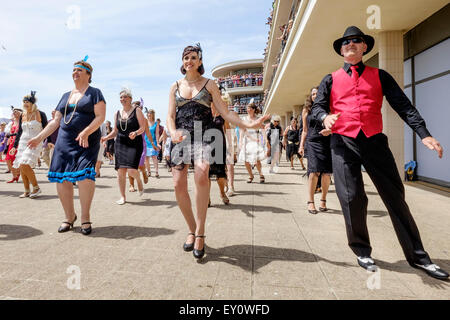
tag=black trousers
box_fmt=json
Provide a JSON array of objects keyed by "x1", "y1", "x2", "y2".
[{"x1": 331, "y1": 131, "x2": 431, "y2": 265}]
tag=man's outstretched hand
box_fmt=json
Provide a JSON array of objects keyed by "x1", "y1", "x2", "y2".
[{"x1": 422, "y1": 136, "x2": 443, "y2": 158}]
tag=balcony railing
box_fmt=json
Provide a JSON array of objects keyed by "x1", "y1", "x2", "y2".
[
  {"x1": 217, "y1": 74, "x2": 264, "y2": 89},
  {"x1": 227, "y1": 104, "x2": 264, "y2": 115},
  {"x1": 263, "y1": 0, "x2": 302, "y2": 111}
]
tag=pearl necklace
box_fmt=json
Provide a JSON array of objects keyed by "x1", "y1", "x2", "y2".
[
  {"x1": 63, "y1": 86, "x2": 89, "y2": 125},
  {"x1": 119, "y1": 107, "x2": 134, "y2": 132}
]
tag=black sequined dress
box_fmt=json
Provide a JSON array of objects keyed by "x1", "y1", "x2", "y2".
[{"x1": 170, "y1": 80, "x2": 214, "y2": 169}]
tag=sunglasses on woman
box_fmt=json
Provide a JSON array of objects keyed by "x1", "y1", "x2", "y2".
[{"x1": 342, "y1": 37, "x2": 364, "y2": 46}]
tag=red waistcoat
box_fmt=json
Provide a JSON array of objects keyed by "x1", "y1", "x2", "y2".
[{"x1": 330, "y1": 66, "x2": 383, "y2": 138}]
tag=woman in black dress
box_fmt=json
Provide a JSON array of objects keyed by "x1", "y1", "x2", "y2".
[
  {"x1": 299, "y1": 87, "x2": 332, "y2": 214},
  {"x1": 28, "y1": 58, "x2": 106, "y2": 235},
  {"x1": 283, "y1": 116, "x2": 302, "y2": 170},
  {"x1": 167, "y1": 44, "x2": 269, "y2": 259},
  {"x1": 101, "y1": 88, "x2": 147, "y2": 205},
  {"x1": 104, "y1": 121, "x2": 115, "y2": 164}
]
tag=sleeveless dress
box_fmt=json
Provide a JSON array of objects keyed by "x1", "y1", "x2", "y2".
[
  {"x1": 286, "y1": 125, "x2": 300, "y2": 161},
  {"x1": 114, "y1": 108, "x2": 144, "y2": 170},
  {"x1": 209, "y1": 115, "x2": 227, "y2": 179},
  {"x1": 145, "y1": 122, "x2": 159, "y2": 157},
  {"x1": 170, "y1": 80, "x2": 213, "y2": 169},
  {"x1": 13, "y1": 119, "x2": 43, "y2": 168},
  {"x1": 238, "y1": 116, "x2": 265, "y2": 165},
  {"x1": 48, "y1": 86, "x2": 105, "y2": 183},
  {"x1": 305, "y1": 113, "x2": 332, "y2": 175}
]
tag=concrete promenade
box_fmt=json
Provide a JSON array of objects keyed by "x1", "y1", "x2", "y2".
[{"x1": 0, "y1": 160, "x2": 449, "y2": 300}]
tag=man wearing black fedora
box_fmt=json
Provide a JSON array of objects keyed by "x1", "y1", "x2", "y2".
[{"x1": 312, "y1": 26, "x2": 448, "y2": 280}]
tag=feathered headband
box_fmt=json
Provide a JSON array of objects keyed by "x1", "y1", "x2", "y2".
[
  {"x1": 74, "y1": 55, "x2": 91, "y2": 72},
  {"x1": 23, "y1": 91, "x2": 37, "y2": 104},
  {"x1": 195, "y1": 43, "x2": 202, "y2": 60},
  {"x1": 120, "y1": 87, "x2": 132, "y2": 98}
]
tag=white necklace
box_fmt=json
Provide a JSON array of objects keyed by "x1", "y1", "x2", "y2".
[
  {"x1": 119, "y1": 107, "x2": 133, "y2": 132},
  {"x1": 63, "y1": 86, "x2": 89, "y2": 125}
]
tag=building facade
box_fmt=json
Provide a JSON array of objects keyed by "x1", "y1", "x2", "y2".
[
  {"x1": 212, "y1": 59, "x2": 264, "y2": 116},
  {"x1": 263, "y1": 0, "x2": 449, "y2": 187}
]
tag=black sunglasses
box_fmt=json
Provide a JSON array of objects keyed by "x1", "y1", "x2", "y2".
[{"x1": 342, "y1": 37, "x2": 364, "y2": 46}]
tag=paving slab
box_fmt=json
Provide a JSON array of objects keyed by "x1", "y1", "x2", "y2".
[{"x1": 0, "y1": 160, "x2": 449, "y2": 300}]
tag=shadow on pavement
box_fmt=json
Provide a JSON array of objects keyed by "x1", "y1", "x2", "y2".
[
  {"x1": 199, "y1": 244, "x2": 353, "y2": 272},
  {"x1": 131, "y1": 199, "x2": 178, "y2": 208},
  {"x1": 85, "y1": 226, "x2": 176, "y2": 240},
  {"x1": 327, "y1": 190, "x2": 379, "y2": 196},
  {"x1": 0, "y1": 224, "x2": 44, "y2": 240},
  {"x1": 376, "y1": 259, "x2": 450, "y2": 288},
  {"x1": 211, "y1": 203, "x2": 292, "y2": 218},
  {"x1": 325, "y1": 209, "x2": 388, "y2": 218},
  {"x1": 232, "y1": 190, "x2": 287, "y2": 196}
]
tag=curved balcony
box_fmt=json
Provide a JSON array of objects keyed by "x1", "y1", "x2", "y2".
[{"x1": 212, "y1": 59, "x2": 264, "y2": 78}]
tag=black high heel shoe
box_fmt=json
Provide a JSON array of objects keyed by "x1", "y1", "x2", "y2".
[
  {"x1": 193, "y1": 235, "x2": 206, "y2": 259},
  {"x1": 319, "y1": 199, "x2": 328, "y2": 212},
  {"x1": 58, "y1": 215, "x2": 77, "y2": 233},
  {"x1": 183, "y1": 232, "x2": 195, "y2": 252},
  {"x1": 307, "y1": 201, "x2": 317, "y2": 214},
  {"x1": 80, "y1": 222, "x2": 92, "y2": 235}
]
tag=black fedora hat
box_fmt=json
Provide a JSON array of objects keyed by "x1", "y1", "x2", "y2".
[{"x1": 333, "y1": 26, "x2": 375, "y2": 56}]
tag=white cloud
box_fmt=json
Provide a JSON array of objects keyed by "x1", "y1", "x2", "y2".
[{"x1": 1, "y1": 0, "x2": 272, "y2": 125}]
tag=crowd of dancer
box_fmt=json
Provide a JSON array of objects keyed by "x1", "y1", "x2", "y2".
[{"x1": 1, "y1": 26, "x2": 448, "y2": 281}]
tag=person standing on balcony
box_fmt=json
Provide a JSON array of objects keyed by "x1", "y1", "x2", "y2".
[{"x1": 312, "y1": 26, "x2": 448, "y2": 280}]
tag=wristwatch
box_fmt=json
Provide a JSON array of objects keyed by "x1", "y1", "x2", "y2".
[{"x1": 320, "y1": 114, "x2": 328, "y2": 128}]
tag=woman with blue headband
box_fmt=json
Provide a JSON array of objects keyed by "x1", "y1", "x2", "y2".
[{"x1": 28, "y1": 57, "x2": 106, "y2": 235}]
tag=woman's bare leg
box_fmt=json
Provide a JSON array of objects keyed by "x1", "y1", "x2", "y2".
[
  {"x1": 173, "y1": 165, "x2": 196, "y2": 245},
  {"x1": 78, "y1": 179, "x2": 95, "y2": 228},
  {"x1": 308, "y1": 173, "x2": 319, "y2": 211},
  {"x1": 193, "y1": 161, "x2": 210, "y2": 249},
  {"x1": 117, "y1": 168, "x2": 127, "y2": 202},
  {"x1": 56, "y1": 181, "x2": 76, "y2": 227},
  {"x1": 320, "y1": 174, "x2": 331, "y2": 209}
]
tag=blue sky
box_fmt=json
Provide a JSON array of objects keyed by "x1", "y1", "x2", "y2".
[{"x1": 0, "y1": 0, "x2": 272, "y2": 124}]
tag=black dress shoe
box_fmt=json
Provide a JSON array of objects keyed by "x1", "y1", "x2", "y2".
[
  {"x1": 80, "y1": 222, "x2": 92, "y2": 235},
  {"x1": 58, "y1": 215, "x2": 77, "y2": 233},
  {"x1": 357, "y1": 256, "x2": 377, "y2": 272},
  {"x1": 183, "y1": 233, "x2": 195, "y2": 252},
  {"x1": 412, "y1": 263, "x2": 449, "y2": 280},
  {"x1": 193, "y1": 235, "x2": 206, "y2": 259}
]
